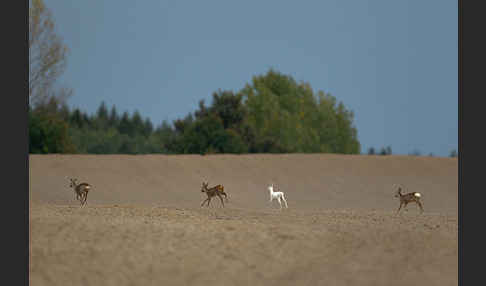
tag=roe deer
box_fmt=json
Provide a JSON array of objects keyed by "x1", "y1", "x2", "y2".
[
  {"x1": 69, "y1": 178, "x2": 91, "y2": 206},
  {"x1": 395, "y1": 185, "x2": 423, "y2": 214},
  {"x1": 200, "y1": 182, "x2": 228, "y2": 208},
  {"x1": 268, "y1": 183, "x2": 288, "y2": 209}
]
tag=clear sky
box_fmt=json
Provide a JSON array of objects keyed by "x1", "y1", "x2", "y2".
[{"x1": 44, "y1": 0, "x2": 457, "y2": 156}]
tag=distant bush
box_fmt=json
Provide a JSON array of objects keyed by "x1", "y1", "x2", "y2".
[{"x1": 450, "y1": 149, "x2": 458, "y2": 157}]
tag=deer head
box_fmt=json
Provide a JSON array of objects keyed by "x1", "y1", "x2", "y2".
[
  {"x1": 394, "y1": 186, "x2": 403, "y2": 198},
  {"x1": 69, "y1": 178, "x2": 78, "y2": 188},
  {"x1": 268, "y1": 184, "x2": 274, "y2": 192},
  {"x1": 201, "y1": 182, "x2": 209, "y2": 192}
]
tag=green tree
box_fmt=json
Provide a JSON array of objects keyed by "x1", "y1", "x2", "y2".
[
  {"x1": 69, "y1": 108, "x2": 83, "y2": 128},
  {"x1": 131, "y1": 111, "x2": 144, "y2": 136},
  {"x1": 208, "y1": 90, "x2": 247, "y2": 129},
  {"x1": 118, "y1": 136, "x2": 137, "y2": 154},
  {"x1": 96, "y1": 101, "x2": 109, "y2": 120},
  {"x1": 187, "y1": 90, "x2": 251, "y2": 153},
  {"x1": 173, "y1": 113, "x2": 194, "y2": 135},
  {"x1": 118, "y1": 111, "x2": 134, "y2": 136},
  {"x1": 143, "y1": 118, "x2": 154, "y2": 137},
  {"x1": 94, "y1": 101, "x2": 109, "y2": 130},
  {"x1": 241, "y1": 69, "x2": 360, "y2": 154},
  {"x1": 58, "y1": 102, "x2": 70, "y2": 122},
  {"x1": 181, "y1": 114, "x2": 226, "y2": 154},
  {"x1": 153, "y1": 120, "x2": 178, "y2": 154},
  {"x1": 29, "y1": 110, "x2": 76, "y2": 153},
  {"x1": 108, "y1": 105, "x2": 119, "y2": 128}
]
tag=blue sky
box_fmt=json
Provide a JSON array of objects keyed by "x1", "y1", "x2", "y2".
[{"x1": 44, "y1": 0, "x2": 457, "y2": 156}]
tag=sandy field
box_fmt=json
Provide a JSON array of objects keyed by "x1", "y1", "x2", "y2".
[{"x1": 29, "y1": 154, "x2": 458, "y2": 286}]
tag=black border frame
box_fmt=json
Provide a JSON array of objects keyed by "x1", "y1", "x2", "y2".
[
  {"x1": 459, "y1": 0, "x2": 483, "y2": 284},
  {"x1": 8, "y1": 0, "x2": 29, "y2": 285}
]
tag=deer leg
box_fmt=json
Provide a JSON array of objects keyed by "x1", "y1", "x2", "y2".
[
  {"x1": 207, "y1": 197, "x2": 212, "y2": 207},
  {"x1": 281, "y1": 195, "x2": 288, "y2": 208},
  {"x1": 217, "y1": 194, "x2": 225, "y2": 208},
  {"x1": 416, "y1": 200, "x2": 424, "y2": 213},
  {"x1": 404, "y1": 202, "x2": 410, "y2": 211},
  {"x1": 396, "y1": 202, "x2": 403, "y2": 214},
  {"x1": 277, "y1": 198, "x2": 282, "y2": 210},
  {"x1": 201, "y1": 198, "x2": 209, "y2": 207}
]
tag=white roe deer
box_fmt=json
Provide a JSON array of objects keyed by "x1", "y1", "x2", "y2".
[{"x1": 268, "y1": 183, "x2": 288, "y2": 209}]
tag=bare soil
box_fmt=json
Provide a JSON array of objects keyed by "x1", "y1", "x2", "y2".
[{"x1": 30, "y1": 154, "x2": 458, "y2": 286}]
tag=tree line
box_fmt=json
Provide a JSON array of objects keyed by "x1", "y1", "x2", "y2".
[{"x1": 29, "y1": 70, "x2": 362, "y2": 155}]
